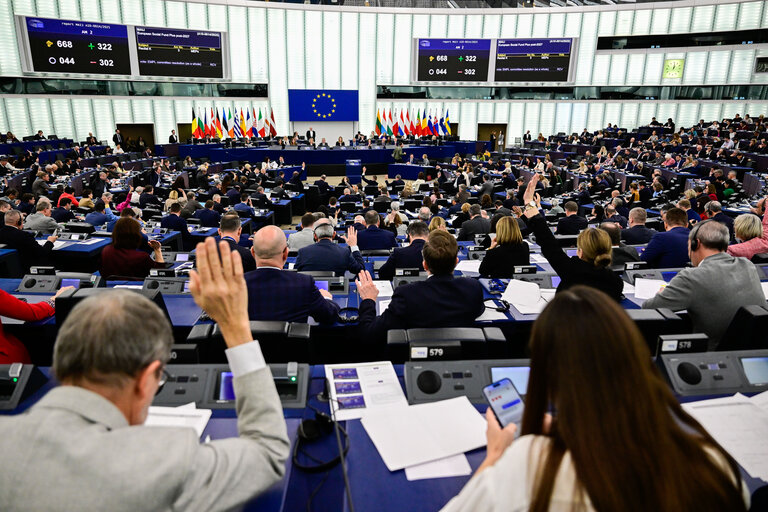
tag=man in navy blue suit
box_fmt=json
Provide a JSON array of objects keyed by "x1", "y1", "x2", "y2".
[
  {"x1": 377, "y1": 221, "x2": 428, "y2": 281},
  {"x1": 356, "y1": 211, "x2": 397, "y2": 251},
  {"x1": 356, "y1": 230, "x2": 485, "y2": 343},
  {"x1": 294, "y1": 221, "x2": 364, "y2": 276},
  {"x1": 244, "y1": 225, "x2": 339, "y2": 324},
  {"x1": 621, "y1": 207, "x2": 657, "y2": 244},
  {"x1": 194, "y1": 200, "x2": 222, "y2": 227},
  {"x1": 641, "y1": 208, "x2": 690, "y2": 268},
  {"x1": 705, "y1": 201, "x2": 735, "y2": 242},
  {"x1": 218, "y1": 213, "x2": 256, "y2": 273},
  {"x1": 160, "y1": 202, "x2": 195, "y2": 251}
]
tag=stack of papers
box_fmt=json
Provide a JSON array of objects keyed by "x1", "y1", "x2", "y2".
[
  {"x1": 682, "y1": 391, "x2": 768, "y2": 480},
  {"x1": 530, "y1": 253, "x2": 548, "y2": 264},
  {"x1": 455, "y1": 259, "x2": 482, "y2": 274},
  {"x1": 502, "y1": 279, "x2": 554, "y2": 315},
  {"x1": 372, "y1": 280, "x2": 394, "y2": 297},
  {"x1": 324, "y1": 361, "x2": 407, "y2": 421},
  {"x1": 633, "y1": 278, "x2": 667, "y2": 300},
  {"x1": 37, "y1": 240, "x2": 67, "y2": 250},
  {"x1": 144, "y1": 402, "x2": 212, "y2": 439}
]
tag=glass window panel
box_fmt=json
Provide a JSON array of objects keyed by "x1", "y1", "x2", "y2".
[
  {"x1": 721, "y1": 103, "x2": 746, "y2": 120},
  {"x1": 516, "y1": 15, "x2": 532, "y2": 38},
  {"x1": 482, "y1": 15, "x2": 500, "y2": 39},
  {"x1": 570, "y1": 103, "x2": 588, "y2": 135},
  {"x1": 655, "y1": 104, "x2": 678, "y2": 126},
  {"x1": 35, "y1": 0, "x2": 59, "y2": 18},
  {"x1": 547, "y1": 13, "x2": 565, "y2": 37},
  {"x1": 575, "y1": 13, "x2": 598, "y2": 85},
  {"x1": 632, "y1": 9, "x2": 652, "y2": 35},
  {"x1": 690, "y1": 5, "x2": 715, "y2": 33},
  {"x1": 164, "y1": 1, "x2": 187, "y2": 29},
  {"x1": 186, "y1": 3, "x2": 207, "y2": 30},
  {"x1": 643, "y1": 53, "x2": 664, "y2": 86},
  {"x1": 50, "y1": 99, "x2": 74, "y2": 140},
  {"x1": 323, "y1": 11, "x2": 341, "y2": 89},
  {"x1": 429, "y1": 14, "x2": 447, "y2": 38},
  {"x1": 738, "y1": 2, "x2": 762, "y2": 31},
  {"x1": 248, "y1": 7, "x2": 267, "y2": 83},
  {"x1": 586, "y1": 102, "x2": 604, "y2": 132},
  {"x1": 677, "y1": 103, "x2": 700, "y2": 128},
  {"x1": 683, "y1": 52, "x2": 707, "y2": 85},
  {"x1": 464, "y1": 15, "x2": 483, "y2": 39},
  {"x1": 358, "y1": 13, "x2": 376, "y2": 135},
  {"x1": 91, "y1": 99, "x2": 115, "y2": 142},
  {"x1": 72, "y1": 98, "x2": 94, "y2": 143},
  {"x1": 493, "y1": 102, "x2": 509, "y2": 124},
  {"x1": 58, "y1": 0, "x2": 79, "y2": 18},
  {"x1": 523, "y1": 103, "x2": 540, "y2": 138},
  {"x1": 706, "y1": 51, "x2": 731, "y2": 83},
  {"x1": 303, "y1": 11, "x2": 322, "y2": 88},
  {"x1": 615, "y1": 11, "x2": 633, "y2": 36},
  {"x1": 459, "y1": 102, "x2": 477, "y2": 141},
  {"x1": 121, "y1": 0, "x2": 143, "y2": 26},
  {"x1": 227, "y1": 6, "x2": 248, "y2": 82},
  {"x1": 12, "y1": 0, "x2": 34, "y2": 16},
  {"x1": 412, "y1": 14, "x2": 430, "y2": 39},
  {"x1": 608, "y1": 54, "x2": 628, "y2": 86},
  {"x1": 539, "y1": 103, "x2": 555, "y2": 137},
  {"x1": 668, "y1": 7, "x2": 692, "y2": 34},
  {"x1": 626, "y1": 54, "x2": 647, "y2": 85},
  {"x1": 143, "y1": 0, "x2": 164, "y2": 26},
  {"x1": 207, "y1": 5, "x2": 226, "y2": 32},
  {"x1": 476, "y1": 102, "x2": 493, "y2": 123},
  {"x1": 603, "y1": 103, "x2": 620, "y2": 130},
  {"x1": 554, "y1": 103, "x2": 571, "y2": 135},
  {"x1": 27, "y1": 98, "x2": 52, "y2": 136},
  {"x1": 651, "y1": 9, "x2": 671, "y2": 34},
  {"x1": 597, "y1": 11, "x2": 616, "y2": 36},
  {"x1": 151, "y1": 99, "x2": 175, "y2": 143},
  {"x1": 564, "y1": 12, "x2": 581, "y2": 37},
  {"x1": 111, "y1": 99, "x2": 132, "y2": 125},
  {"x1": 78, "y1": 0, "x2": 100, "y2": 22},
  {"x1": 730, "y1": 50, "x2": 755, "y2": 84},
  {"x1": 131, "y1": 99, "x2": 152, "y2": 124},
  {"x1": 507, "y1": 103, "x2": 524, "y2": 145},
  {"x1": 266, "y1": 9, "x2": 288, "y2": 136},
  {"x1": 590, "y1": 55, "x2": 610, "y2": 86},
  {"x1": 748, "y1": 103, "x2": 768, "y2": 117},
  {"x1": 100, "y1": 0, "x2": 122, "y2": 24},
  {"x1": 391, "y1": 14, "x2": 411, "y2": 86},
  {"x1": 6, "y1": 98, "x2": 31, "y2": 138},
  {"x1": 637, "y1": 103, "x2": 657, "y2": 126},
  {"x1": 714, "y1": 3, "x2": 738, "y2": 32},
  {"x1": 0, "y1": 0, "x2": 21, "y2": 76},
  {"x1": 340, "y1": 12, "x2": 359, "y2": 90},
  {"x1": 447, "y1": 15, "x2": 465, "y2": 37},
  {"x1": 619, "y1": 102, "x2": 638, "y2": 131},
  {"x1": 500, "y1": 15, "x2": 517, "y2": 38},
  {"x1": 376, "y1": 13, "x2": 394, "y2": 84},
  {"x1": 699, "y1": 104, "x2": 721, "y2": 124},
  {"x1": 532, "y1": 13, "x2": 548, "y2": 38},
  {"x1": 285, "y1": 10, "x2": 305, "y2": 90}
]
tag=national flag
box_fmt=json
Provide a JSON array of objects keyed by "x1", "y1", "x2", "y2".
[
  {"x1": 400, "y1": 110, "x2": 407, "y2": 136},
  {"x1": 269, "y1": 109, "x2": 277, "y2": 137},
  {"x1": 203, "y1": 109, "x2": 210, "y2": 138},
  {"x1": 415, "y1": 110, "x2": 421, "y2": 137},
  {"x1": 421, "y1": 109, "x2": 428, "y2": 135},
  {"x1": 197, "y1": 108, "x2": 204, "y2": 138},
  {"x1": 258, "y1": 108, "x2": 266, "y2": 137},
  {"x1": 221, "y1": 107, "x2": 229, "y2": 137},
  {"x1": 245, "y1": 108, "x2": 252, "y2": 137},
  {"x1": 445, "y1": 109, "x2": 452, "y2": 135},
  {"x1": 439, "y1": 115, "x2": 447, "y2": 136},
  {"x1": 215, "y1": 109, "x2": 223, "y2": 138},
  {"x1": 227, "y1": 108, "x2": 234, "y2": 138},
  {"x1": 432, "y1": 114, "x2": 440, "y2": 136},
  {"x1": 239, "y1": 108, "x2": 247, "y2": 138},
  {"x1": 233, "y1": 110, "x2": 242, "y2": 138},
  {"x1": 386, "y1": 109, "x2": 394, "y2": 136},
  {"x1": 191, "y1": 108, "x2": 199, "y2": 138},
  {"x1": 375, "y1": 109, "x2": 383, "y2": 136},
  {"x1": 392, "y1": 109, "x2": 400, "y2": 137},
  {"x1": 207, "y1": 108, "x2": 214, "y2": 138},
  {"x1": 427, "y1": 114, "x2": 434, "y2": 137},
  {"x1": 262, "y1": 108, "x2": 269, "y2": 138},
  {"x1": 407, "y1": 110, "x2": 415, "y2": 136}
]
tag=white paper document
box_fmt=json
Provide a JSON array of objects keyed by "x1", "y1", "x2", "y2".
[
  {"x1": 761, "y1": 282, "x2": 768, "y2": 301},
  {"x1": 37, "y1": 239, "x2": 67, "y2": 250},
  {"x1": 622, "y1": 281, "x2": 636, "y2": 295},
  {"x1": 683, "y1": 393, "x2": 768, "y2": 480},
  {"x1": 405, "y1": 454, "x2": 472, "y2": 481},
  {"x1": 76, "y1": 238, "x2": 104, "y2": 246},
  {"x1": 633, "y1": 278, "x2": 668, "y2": 300},
  {"x1": 324, "y1": 361, "x2": 407, "y2": 421},
  {"x1": 377, "y1": 299, "x2": 391, "y2": 315},
  {"x1": 476, "y1": 306, "x2": 509, "y2": 322},
  {"x1": 372, "y1": 280, "x2": 394, "y2": 297},
  {"x1": 502, "y1": 279, "x2": 554, "y2": 315},
  {"x1": 455, "y1": 259, "x2": 482, "y2": 273},
  {"x1": 529, "y1": 253, "x2": 548, "y2": 264},
  {"x1": 361, "y1": 396, "x2": 487, "y2": 471},
  {"x1": 145, "y1": 404, "x2": 212, "y2": 439}
]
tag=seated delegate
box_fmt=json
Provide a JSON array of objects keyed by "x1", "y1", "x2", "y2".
[
  {"x1": 377, "y1": 221, "x2": 428, "y2": 281},
  {"x1": 356, "y1": 230, "x2": 485, "y2": 343},
  {"x1": 0, "y1": 239, "x2": 290, "y2": 510},
  {"x1": 0, "y1": 287, "x2": 71, "y2": 363},
  {"x1": 520, "y1": 175, "x2": 623, "y2": 301},
  {"x1": 727, "y1": 196, "x2": 768, "y2": 259},
  {"x1": 641, "y1": 207, "x2": 690, "y2": 268},
  {"x1": 478, "y1": 216, "x2": 530, "y2": 279},
  {"x1": 294, "y1": 221, "x2": 364, "y2": 276},
  {"x1": 442, "y1": 286, "x2": 748, "y2": 511},
  {"x1": 99, "y1": 218, "x2": 166, "y2": 279}
]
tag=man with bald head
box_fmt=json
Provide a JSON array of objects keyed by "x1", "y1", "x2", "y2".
[{"x1": 245, "y1": 225, "x2": 340, "y2": 324}]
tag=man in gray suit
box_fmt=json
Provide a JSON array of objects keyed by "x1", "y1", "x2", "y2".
[
  {"x1": 0, "y1": 238, "x2": 290, "y2": 512},
  {"x1": 643, "y1": 220, "x2": 765, "y2": 349},
  {"x1": 23, "y1": 200, "x2": 59, "y2": 233}
]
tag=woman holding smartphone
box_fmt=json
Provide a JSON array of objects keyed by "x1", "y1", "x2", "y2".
[{"x1": 441, "y1": 286, "x2": 748, "y2": 511}]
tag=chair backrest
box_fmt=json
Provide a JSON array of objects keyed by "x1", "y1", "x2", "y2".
[
  {"x1": 717, "y1": 305, "x2": 768, "y2": 351},
  {"x1": 189, "y1": 321, "x2": 311, "y2": 363},
  {"x1": 386, "y1": 327, "x2": 505, "y2": 362}
]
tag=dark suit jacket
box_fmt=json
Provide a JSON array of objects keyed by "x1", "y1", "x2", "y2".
[
  {"x1": 194, "y1": 208, "x2": 221, "y2": 228},
  {"x1": 457, "y1": 216, "x2": 491, "y2": 241},
  {"x1": 357, "y1": 225, "x2": 398, "y2": 251},
  {"x1": 244, "y1": 268, "x2": 339, "y2": 324},
  {"x1": 169, "y1": 135, "x2": 178, "y2": 143},
  {"x1": 295, "y1": 239, "x2": 365, "y2": 275},
  {"x1": 611, "y1": 244, "x2": 640, "y2": 268},
  {"x1": 358, "y1": 274, "x2": 485, "y2": 343},
  {"x1": 0, "y1": 226, "x2": 54, "y2": 272},
  {"x1": 712, "y1": 212, "x2": 735, "y2": 241},
  {"x1": 306, "y1": 131, "x2": 316, "y2": 141},
  {"x1": 641, "y1": 226, "x2": 691, "y2": 268},
  {"x1": 556, "y1": 215, "x2": 588, "y2": 235},
  {"x1": 112, "y1": 134, "x2": 123, "y2": 146},
  {"x1": 313, "y1": 180, "x2": 330, "y2": 195},
  {"x1": 160, "y1": 214, "x2": 194, "y2": 250},
  {"x1": 478, "y1": 242, "x2": 530, "y2": 278},
  {"x1": 51, "y1": 208, "x2": 75, "y2": 224},
  {"x1": 139, "y1": 193, "x2": 162, "y2": 210},
  {"x1": 219, "y1": 236, "x2": 256, "y2": 273},
  {"x1": 621, "y1": 225, "x2": 657, "y2": 245},
  {"x1": 377, "y1": 239, "x2": 425, "y2": 280}
]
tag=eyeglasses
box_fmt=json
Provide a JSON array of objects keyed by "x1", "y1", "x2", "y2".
[{"x1": 156, "y1": 368, "x2": 171, "y2": 396}]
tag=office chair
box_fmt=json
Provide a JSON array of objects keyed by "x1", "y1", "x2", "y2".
[{"x1": 717, "y1": 305, "x2": 768, "y2": 351}]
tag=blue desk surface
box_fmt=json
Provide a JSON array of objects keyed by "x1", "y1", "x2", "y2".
[{"x1": 37, "y1": 237, "x2": 110, "y2": 256}]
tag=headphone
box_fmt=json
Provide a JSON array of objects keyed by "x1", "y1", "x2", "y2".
[
  {"x1": 292, "y1": 406, "x2": 350, "y2": 473},
  {"x1": 689, "y1": 219, "x2": 713, "y2": 252}
]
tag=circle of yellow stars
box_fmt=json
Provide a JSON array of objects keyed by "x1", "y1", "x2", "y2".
[{"x1": 312, "y1": 93, "x2": 336, "y2": 119}]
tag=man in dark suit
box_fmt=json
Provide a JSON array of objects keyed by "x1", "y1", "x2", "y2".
[
  {"x1": 149, "y1": 166, "x2": 163, "y2": 188},
  {"x1": 245, "y1": 225, "x2": 339, "y2": 324},
  {"x1": 621, "y1": 207, "x2": 657, "y2": 244},
  {"x1": 90, "y1": 171, "x2": 108, "y2": 199},
  {"x1": 233, "y1": 193, "x2": 255, "y2": 218},
  {"x1": 556, "y1": 201, "x2": 588, "y2": 235},
  {"x1": 641, "y1": 208, "x2": 690, "y2": 268},
  {"x1": 305, "y1": 127, "x2": 316, "y2": 141},
  {"x1": 388, "y1": 175, "x2": 405, "y2": 190},
  {"x1": 378, "y1": 221, "x2": 428, "y2": 280},
  {"x1": 194, "y1": 200, "x2": 222, "y2": 228},
  {"x1": 217, "y1": 213, "x2": 255, "y2": 272},
  {"x1": 160, "y1": 203, "x2": 195, "y2": 251},
  {"x1": 294, "y1": 221, "x2": 364, "y2": 276},
  {"x1": 356, "y1": 211, "x2": 398, "y2": 250},
  {"x1": 457, "y1": 204, "x2": 491, "y2": 241},
  {"x1": 168, "y1": 130, "x2": 179, "y2": 143},
  {"x1": 0, "y1": 210, "x2": 57, "y2": 272},
  {"x1": 476, "y1": 174, "x2": 495, "y2": 199},
  {"x1": 706, "y1": 201, "x2": 735, "y2": 242},
  {"x1": 638, "y1": 181, "x2": 653, "y2": 207},
  {"x1": 112, "y1": 129, "x2": 123, "y2": 147},
  {"x1": 355, "y1": 230, "x2": 485, "y2": 343},
  {"x1": 139, "y1": 186, "x2": 162, "y2": 210},
  {"x1": 313, "y1": 175, "x2": 330, "y2": 195},
  {"x1": 51, "y1": 197, "x2": 76, "y2": 223},
  {"x1": 600, "y1": 222, "x2": 640, "y2": 269}
]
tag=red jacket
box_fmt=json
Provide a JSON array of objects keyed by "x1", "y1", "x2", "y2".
[
  {"x1": 100, "y1": 244, "x2": 165, "y2": 279},
  {"x1": 0, "y1": 289, "x2": 54, "y2": 363},
  {"x1": 57, "y1": 192, "x2": 79, "y2": 208}
]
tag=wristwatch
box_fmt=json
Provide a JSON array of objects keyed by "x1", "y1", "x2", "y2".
[{"x1": 525, "y1": 201, "x2": 537, "y2": 210}]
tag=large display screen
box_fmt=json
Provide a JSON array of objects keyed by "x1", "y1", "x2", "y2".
[
  {"x1": 22, "y1": 17, "x2": 131, "y2": 75},
  {"x1": 415, "y1": 39, "x2": 492, "y2": 82},
  {"x1": 495, "y1": 39, "x2": 572, "y2": 82},
  {"x1": 16, "y1": 16, "x2": 229, "y2": 80},
  {"x1": 135, "y1": 26, "x2": 224, "y2": 79},
  {"x1": 412, "y1": 37, "x2": 575, "y2": 84}
]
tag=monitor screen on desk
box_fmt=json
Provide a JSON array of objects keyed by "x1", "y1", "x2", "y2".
[
  {"x1": 152, "y1": 228, "x2": 162, "y2": 234},
  {"x1": 550, "y1": 276, "x2": 561, "y2": 288},
  {"x1": 60, "y1": 278, "x2": 80, "y2": 289},
  {"x1": 490, "y1": 366, "x2": 530, "y2": 394},
  {"x1": 216, "y1": 371, "x2": 235, "y2": 401},
  {"x1": 315, "y1": 281, "x2": 329, "y2": 292},
  {"x1": 566, "y1": 249, "x2": 578, "y2": 258},
  {"x1": 176, "y1": 253, "x2": 189, "y2": 262},
  {"x1": 661, "y1": 271, "x2": 678, "y2": 282},
  {"x1": 741, "y1": 357, "x2": 768, "y2": 385}
]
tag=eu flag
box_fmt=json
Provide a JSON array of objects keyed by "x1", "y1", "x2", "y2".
[{"x1": 288, "y1": 89, "x2": 359, "y2": 122}]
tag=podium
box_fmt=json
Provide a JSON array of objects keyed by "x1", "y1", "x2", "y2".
[{"x1": 346, "y1": 159, "x2": 362, "y2": 185}]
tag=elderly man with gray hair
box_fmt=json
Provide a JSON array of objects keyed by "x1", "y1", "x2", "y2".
[
  {"x1": 295, "y1": 220, "x2": 365, "y2": 276},
  {"x1": 643, "y1": 220, "x2": 765, "y2": 349},
  {"x1": 0, "y1": 238, "x2": 290, "y2": 511}
]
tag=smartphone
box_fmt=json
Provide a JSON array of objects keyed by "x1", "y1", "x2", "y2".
[{"x1": 483, "y1": 378, "x2": 524, "y2": 432}]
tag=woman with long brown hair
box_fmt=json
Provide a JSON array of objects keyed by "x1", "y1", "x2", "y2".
[{"x1": 442, "y1": 286, "x2": 748, "y2": 512}]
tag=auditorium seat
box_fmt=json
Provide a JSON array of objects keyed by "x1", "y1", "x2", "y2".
[
  {"x1": 717, "y1": 305, "x2": 768, "y2": 351},
  {"x1": 188, "y1": 320, "x2": 311, "y2": 363},
  {"x1": 386, "y1": 327, "x2": 505, "y2": 362}
]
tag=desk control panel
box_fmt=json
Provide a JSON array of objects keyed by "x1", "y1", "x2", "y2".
[
  {"x1": 143, "y1": 276, "x2": 190, "y2": 294},
  {"x1": 405, "y1": 359, "x2": 531, "y2": 405},
  {"x1": 17, "y1": 272, "x2": 102, "y2": 293},
  {"x1": 153, "y1": 363, "x2": 310, "y2": 409},
  {"x1": 658, "y1": 350, "x2": 768, "y2": 396}
]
